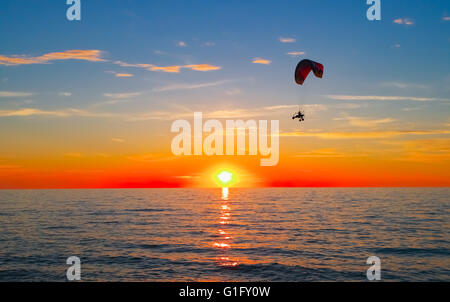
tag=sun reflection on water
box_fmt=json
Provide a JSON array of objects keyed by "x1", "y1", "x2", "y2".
[
  {"x1": 214, "y1": 187, "x2": 239, "y2": 268},
  {"x1": 221, "y1": 187, "x2": 229, "y2": 200}
]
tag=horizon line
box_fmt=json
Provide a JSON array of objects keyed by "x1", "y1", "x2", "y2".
[{"x1": 0, "y1": 186, "x2": 449, "y2": 191}]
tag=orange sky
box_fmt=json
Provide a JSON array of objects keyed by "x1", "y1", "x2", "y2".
[{"x1": 1, "y1": 122, "x2": 449, "y2": 189}]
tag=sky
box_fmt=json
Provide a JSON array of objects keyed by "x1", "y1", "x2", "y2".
[{"x1": 0, "y1": 0, "x2": 449, "y2": 189}]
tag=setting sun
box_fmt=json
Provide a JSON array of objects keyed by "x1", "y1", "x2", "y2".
[{"x1": 217, "y1": 171, "x2": 233, "y2": 186}]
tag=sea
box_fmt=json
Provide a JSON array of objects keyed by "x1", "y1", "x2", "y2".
[{"x1": 0, "y1": 188, "x2": 448, "y2": 281}]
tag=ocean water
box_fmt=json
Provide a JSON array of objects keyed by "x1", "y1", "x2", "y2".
[{"x1": 0, "y1": 188, "x2": 448, "y2": 282}]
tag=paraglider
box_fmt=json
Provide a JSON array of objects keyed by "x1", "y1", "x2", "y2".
[
  {"x1": 293, "y1": 59, "x2": 324, "y2": 122},
  {"x1": 294, "y1": 59, "x2": 324, "y2": 86}
]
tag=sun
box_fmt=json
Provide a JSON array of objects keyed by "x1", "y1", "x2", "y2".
[{"x1": 216, "y1": 171, "x2": 233, "y2": 186}]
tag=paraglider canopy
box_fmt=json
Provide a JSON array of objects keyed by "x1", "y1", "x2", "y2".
[{"x1": 295, "y1": 59, "x2": 324, "y2": 85}]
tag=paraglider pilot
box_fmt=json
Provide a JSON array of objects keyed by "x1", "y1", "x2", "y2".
[{"x1": 292, "y1": 111, "x2": 305, "y2": 122}]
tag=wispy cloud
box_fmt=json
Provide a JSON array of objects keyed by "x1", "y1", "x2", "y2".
[
  {"x1": 116, "y1": 73, "x2": 133, "y2": 77},
  {"x1": 58, "y1": 92, "x2": 72, "y2": 97},
  {"x1": 381, "y1": 82, "x2": 429, "y2": 89},
  {"x1": 0, "y1": 50, "x2": 105, "y2": 66},
  {"x1": 402, "y1": 106, "x2": 424, "y2": 112},
  {"x1": 393, "y1": 18, "x2": 414, "y2": 26},
  {"x1": 334, "y1": 116, "x2": 396, "y2": 128},
  {"x1": 103, "y1": 92, "x2": 142, "y2": 99},
  {"x1": 287, "y1": 51, "x2": 306, "y2": 57},
  {"x1": 199, "y1": 104, "x2": 326, "y2": 120},
  {"x1": 252, "y1": 58, "x2": 271, "y2": 65},
  {"x1": 281, "y1": 129, "x2": 450, "y2": 139},
  {"x1": 279, "y1": 37, "x2": 296, "y2": 43},
  {"x1": 183, "y1": 64, "x2": 222, "y2": 71},
  {"x1": 0, "y1": 91, "x2": 33, "y2": 97},
  {"x1": 177, "y1": 41, "x2": 187, "y2": 47},
  {"x1": 112, "y1": 61, "x2": 152, "y2": 68},
  {"x1": 0, "y1": 103, "x2": 324, "y2": 121},
  {"x1": 126, "y1": 104, "x2": 323, "y2": 121},
  {"x1": 398, "y1": 138, "x2": 450, "y2": 162},
  {"x1": 443, "y1": 16, "x2": 450, "y2": 21},
  {"x1": 154, "y1": 80, "x2": 229, "y2": 92},
  {"x1": 112, "y1": 138, "x2": 125, "y2": 143},
  {"x1": 106, "y1": 71, "x2": 134, "y2": 78},
  {"x1": 113, "y1": 60, "x2": 221, "y2": 73},
  {"x1": 294, "y1": 149, "x2": 348, "y2": 158},
  {"x1": 326, "y1": 95, "x2": 447, "y2": 102},
  {"x1": 0, "y1": 108, "x2": 117, "y2": 118}
]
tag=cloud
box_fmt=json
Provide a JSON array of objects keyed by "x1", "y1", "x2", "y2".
[
  {"x1": 0, "y1": 103, "x2": 324, "y2": 122},
  {"x1": 279, "y1": 37, "x2": 296, "y2": 43},
  {"x1": 149, "y1": 66, "x2": 182, "y2": 73},
  {"x1": 393, "y1": 43, "x2": 401, "y2": 48},
  {"x1": 112, "y1": 138, "x2": 125, "y2": 143},
  {"x1": 125, "y1": 103, "x2": 322, "y2": 122},
  {"x1": 0, "y1": 108, "x2": 118, "y2": 118},
  {"x1": 203, "y1": 42, "x2": 215, "y2": 47},
  {"x1": 262, "y1": 105, "x2": 297, "y2": 111},
  {"x1": 393, "y1": 18, "x2": 414, "y2": 26},
  {"x1": 381, "y1": 82, "x2": 429, "y2": 89},
  {"x1": 113, "y1": 61, "x2": 152, "y2": 68},
  {"x1": 334, "y1": 116, "x2": 395, "y2": 128},
  {"x1": 399, "y1": 138, "x2": 450, "y2": 162},
  {"x1": 0, "y1": 91, "x2": 33, "y2": 97},
  {"x1": 287, "y1": 51, "x2": 306, "y2": 57},
  {"x1": 294, "y1": 149, "x2": 348, "y2": 158},
  {"x1": 280, "y1": 129, "x2": 450, "y2": 139},
  {"x1": 443, "y1": 16, "x2": 450, "y2": 21},
  {"x1": 58, "y1": 92, "x2": 72, "y2": 97},
  {"x1": 115, "y1": 73, "x2": 133, "y2": 77},
  {"x1": 103, "y1": 92, "x2": 142, "y2": 99},
  {"x1": 107, "y1": 71, "x2": 134, "y2": 78},
  {"x1": 252, "y1": 58, "x2": 271, "y2": 65},
  {"x1": 326, "y1": 95, "x2": 447, "y2": 102},
  {"x1": 402, "y1": 106, "x2": 424, "y2": 112},
  {"x1": 201, "y1": 104, "x2": 326, "y2": 120},
  {"x1": 177, "y1": 41, "x2": 187, "y2": 47},
  {"x1": 184, "y1": 64, "x2": 221, "y2": 71},
  {"x1": 154, "y1": 80, "x2": 229, "y2": 92},
  {"x1": 127, "y1": 154, "x2": 178, "y2": 163},
  {"x1": 0, "y1": 50, "x2": 105, "y2": 66},
  {"x1": 113, "y1": 60, "x2": 221, "y2": 73}
]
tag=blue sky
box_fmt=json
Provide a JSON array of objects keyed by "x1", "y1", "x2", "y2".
[{"x1": 1, "y1": 0, "x2": 449, "y2": 110}]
